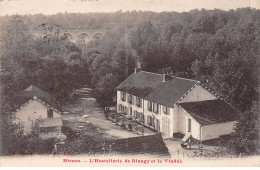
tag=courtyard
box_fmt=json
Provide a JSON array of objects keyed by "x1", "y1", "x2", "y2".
[{"x1": 59, "y1": 87, "x2": 222, "y2": 157}]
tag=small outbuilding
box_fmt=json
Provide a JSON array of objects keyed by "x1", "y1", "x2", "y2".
[
  {"x1": 179, "y1": 99, "x2": 240, "y2": 141},
  {"x1": 13, "y1": 86, "x2": 63, "y2": 139}
]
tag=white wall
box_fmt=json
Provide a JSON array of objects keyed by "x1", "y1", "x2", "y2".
[
  {"x1": 171, "y1": 105, "x2": 179, "y2": 134},
  {"x1": 15, "y1": 100, "x2": 61, "y2": 135},
  {"x1": 143, "y1": 100, "x2": 177, "y2": 138},
  {"x1": 143, "y1": 99, "x2": 162, "y2": 129},
  {"x1": 117, "y1": 91, "x2": 143, "y2": 115},
  {"x1": 117, "y1": 90, "x2": 176, "y2": 138},
  {"x1": 178, "y1": 105, "x2": 186, "y2": 134},
  {"x1": 180, "y1": 85, "x2": 217, "y2": 103},
  {"x1": 202, "y1": 121, "x2": 236, "y2": 141},
  {"x1": 116, "y1": 91, "x2": 123, "y2": 113},
  {"x1": 178, "y1": 106, "x2": 201, "y2": 140},
  {"x1": 179, "y1": 106, "x2": 237, "y2": 141},
  {"x1": 117, "y1": 87, "x2": 235, "y2": 141}
]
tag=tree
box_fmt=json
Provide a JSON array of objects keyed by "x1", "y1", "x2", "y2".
[
  {"x1": 227, "y1": 101, "x2": 260, "y2": 155},
  {"x1": 0, "y1": 16, "x2": 35, "y2": 99},
  {"x1": 94, "y1": 73, "x2": 119, "y2": 107}
]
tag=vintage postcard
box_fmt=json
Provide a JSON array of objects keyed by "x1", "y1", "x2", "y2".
[{"x1": 0, "y1": 0, "x2": 259, "y2": 167}]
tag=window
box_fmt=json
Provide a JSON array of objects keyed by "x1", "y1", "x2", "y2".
[
  {"x1": 147, "y1": 115, "x2": 155, "y2": 127},
  {"x1": 156, "y1": 119, "x2": 160, "y2": 131},
  {"x1": 163, "y1": 106, "x2": 170, "y2": 115},
  {"x1": 47, "y1": 108, "x2": 53, "y2": 118},
  {"x1": 118, "y1": 104, "x2": 122, "y2": 112},
  {"x1": 188, "y1": 118, "x2": 191, "y2": 132},
  {"x1": 129, "y1": 107, "x2": 132, "y2": 116},
  {"x1": 147, "y1": 116, "x2": 152, "y2": 126},
  {"x1": 153, "y1": 103, "x2": 159, "y2": 114},
  {"x1": 128, "y1": 95, "x2": 133, "y2": 104},
  {"x1": 136, "y1": 97, "x2": 142, "y2": 108},
  {"x1": 121, "y1": 92, "x2": 126, "y2": 101},
  {"x1": 123, "y1": 106, "x2": 127, "y2": 114},
  {"x1": 134, "y1": 111, "x2": 144, "y2": 122},
  {"x1": 123, "y1": 107, "x2": 128, "y2": 115},
  {"x1": 139, "y1": 112, "x2": 144, "y2": 122},
  {"x1": 147, "y1": 101, "x2": 160, "y2": 114},
  {"x1": 147, "y1": 101, "x2": 153, "y2": 112},
  {"x1": 134, "y1": 111, "x2": 137, "y2": 119},
  {"x1": 118, "y1": 105, "x2": 127, "y2": 114}
]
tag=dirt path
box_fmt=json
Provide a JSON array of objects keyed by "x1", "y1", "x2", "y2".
[{"x1": 64, "y1": 97, "x2": 155, "y2": 139}]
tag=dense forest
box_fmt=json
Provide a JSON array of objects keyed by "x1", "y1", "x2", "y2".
[{"x1": 0, "y1": 8, "x2": 259, "y2": 155}]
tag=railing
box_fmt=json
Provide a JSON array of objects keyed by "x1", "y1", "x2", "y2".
[{"x1": 169, "y1": 150, "x2": 191, "y2": 159}]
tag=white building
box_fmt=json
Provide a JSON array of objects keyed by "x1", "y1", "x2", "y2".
[
  {"x1": 14, "y1": 86, "x2": 63, "y2": 139},
  {"x1": 116, "y1": 69, "x2": 240, "y2": 141}
]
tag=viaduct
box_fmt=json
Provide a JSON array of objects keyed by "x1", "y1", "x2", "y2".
[{"x1": 31, "y1": 29, "x2": 108, "y2": 44}]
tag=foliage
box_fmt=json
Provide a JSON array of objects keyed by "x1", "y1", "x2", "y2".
[
  {"x1": 0, "y1": 8, "x2": 259, "y2": 156},
  {"x1": 0, "y1": 16, "x2": 89, "y2": 154},
  {"x1": 3, "y1": 115, "x2": 54, "y2": 155},
  {"x1": 2, "y1": 9, "x2": 259, "y2": 110},
  {"x1": 227, "y1": 101, "x2": 260, "y2": 155},
  {"x1": 58, "y1": 124, "x2": 108, "y2": 155}
]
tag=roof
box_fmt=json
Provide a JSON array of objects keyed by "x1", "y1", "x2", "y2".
[
  {"x1": 14, "y1": 86, "x2": 62, "y2": 113},
  {"x1": 109, "y1": 134, "x2": 171, "y2": 157},
  {"x1": 19, "y1": 85, "x2": 52, "y2": 103},
  {"x1": 179, "y1": 99, "x2": 240, "y2": 125},
  {"x1": 145, "y1": 77, "x2": 198, "y2": 107},
  {"x1": 13, "y1": 96, "x2": 62, "y2": 115},
  {"x1": 39, "y1": 117, "x2": 63, "y2": 128},
  {"x1": 116, "y1": 71, "x2": 164, "y2": 98},
  {"x1": 116, "y1": 71, "x2": 198, "y2": 107}
]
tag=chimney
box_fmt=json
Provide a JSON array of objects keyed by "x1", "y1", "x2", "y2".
[
  {"x1": 135, "y1": 57, "x2": 141, "y2": 73},
  {"x1": 135, "y1": 67, "x2": 141, "y2": 73},
  {"x1": 163, "y1": 74, "x2": 173, "y2": 82}
]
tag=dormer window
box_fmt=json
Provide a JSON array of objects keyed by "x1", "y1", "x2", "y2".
[{"x1": 47, "y1": 108, "x2": 53, "y2": 118}]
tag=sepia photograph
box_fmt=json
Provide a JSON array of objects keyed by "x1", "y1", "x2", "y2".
[{"x1": 0, "y1": 0, "x2": 259, "y2": 167}]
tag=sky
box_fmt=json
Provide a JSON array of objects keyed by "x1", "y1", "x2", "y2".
[{"x1": 0, "y1": 0, "x2": 259, "y2": 16}]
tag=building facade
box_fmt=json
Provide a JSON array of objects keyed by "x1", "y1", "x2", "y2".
[
  {"x1": 14, "y1": 86, "x2": 63, "y2": 139},
  {"x1": 116, "y1": 70, "x2": 240, "y2": 141}
]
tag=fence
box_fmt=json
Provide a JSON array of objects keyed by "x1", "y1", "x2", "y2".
[{"x1": 169, "y1": 150, "x2": 191, "y2": 159}]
